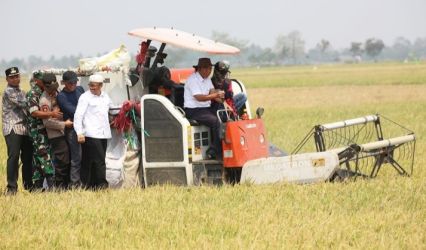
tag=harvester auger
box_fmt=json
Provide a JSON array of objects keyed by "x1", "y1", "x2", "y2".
[{"x1": 292, "y1": 114, "x2": 416, "y2": 180}]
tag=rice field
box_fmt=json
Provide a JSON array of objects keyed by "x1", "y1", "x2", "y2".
[{"x1": 0, "y1": 62, "x2": 425, "y2": 249}]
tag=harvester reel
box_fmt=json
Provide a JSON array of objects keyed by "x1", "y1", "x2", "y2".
[{"x1": 293, "y1": 114, "x2": 416, "y2": 180}]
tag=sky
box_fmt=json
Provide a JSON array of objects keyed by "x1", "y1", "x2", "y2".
[{"x1": 1, "y1": 0, "x2": 425, "y2": 61}]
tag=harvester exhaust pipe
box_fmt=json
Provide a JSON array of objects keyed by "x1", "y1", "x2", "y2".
[{"x1": 256, "y1": 107, "x2": 264, "y2": 119}]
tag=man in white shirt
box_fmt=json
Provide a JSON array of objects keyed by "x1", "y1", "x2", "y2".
[
  {"x1": 184, "y1": 58, "x2": 224, "y2": 159},
  {"x1": 74, "y1": 74, "x2": 113, "y2": 189}
]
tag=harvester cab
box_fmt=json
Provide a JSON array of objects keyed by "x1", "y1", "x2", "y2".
[{"x1": 128, "y1": 27, "x2": 269, "y2": 186}]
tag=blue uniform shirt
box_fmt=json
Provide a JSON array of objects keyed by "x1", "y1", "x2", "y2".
[{"x1": 57, "y1": 86, "x2": 84, "y2": 121}]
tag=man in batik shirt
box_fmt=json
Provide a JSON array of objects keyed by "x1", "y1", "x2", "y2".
[{"x1": 2, "y1": 67, "x2": 33, "y2": 195}]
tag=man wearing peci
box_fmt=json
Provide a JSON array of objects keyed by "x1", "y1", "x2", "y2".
[
  {"x1": 74, "y1": 74, "x2": 113, "y2": 189},
  {"x1": 1, "y1": 67, "x2": 33, "y2": 194}
]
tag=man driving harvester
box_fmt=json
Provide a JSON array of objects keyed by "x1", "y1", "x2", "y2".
[{"x1": 184, "y1": 58, "x2": 225, "y2": 159}]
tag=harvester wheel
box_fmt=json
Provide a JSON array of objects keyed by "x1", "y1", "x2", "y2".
[{"x1": 224, "y1": 168, "x2": 242, "y2": 185}]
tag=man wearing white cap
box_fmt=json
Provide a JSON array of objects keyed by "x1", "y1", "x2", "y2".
[{"x1": 74, "y1": 74, "x2": 113, "y2": 189}]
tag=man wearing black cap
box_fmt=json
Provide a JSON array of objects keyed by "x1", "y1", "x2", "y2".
[
  {"x1": 57, "y1": 71, "x2": 84, "y2": 187},
  {"x1": 2, "y1": 67, "x2": 33, "y2": 194},
  {"x1": 26, "y1": 71, "x2": 62, "y2": 190},
  {"x1": 184, "y1": 58, "x2": 225, "y2": 159},
  {"x1": 40, "y1": 73, "x2": 73, "y2": 189},
  {"x1": 211, "y1": 60, "x2": 247, "y2": 117}
]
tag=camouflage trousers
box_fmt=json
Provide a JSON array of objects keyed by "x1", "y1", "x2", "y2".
[{"x1": 29, "y1": 128, "x2": 54, "y2": 181}]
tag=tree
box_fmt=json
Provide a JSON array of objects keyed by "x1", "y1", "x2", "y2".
[
  {"x1": 365, "y1": 38, "x2": 385, "y2": 60},
  {"x1": 274, "y1": 30, "x2": 305, "y2": 64},
  {"x1": 210, "y1": 30, "x2": 249, "y2": 51},
  {"x1": 247, "y1": 45, "x2": 276, "y2": 65},
  {"x1": 315, "y1": 39, "x2": 331, "y2": 61},
  {"x1": 317, "y1": 39, "x2": 330, "y2": 53},
  {"x1": 392, "y1": 37, "x2": 412, "y2": 60},
  {"x1": 349, "y1": 42, "x2": 363, "y2": 57},
  {"x1": 413, "y1": 37, "x2": 426, "y2": 58},
  {"x1": 274, "y1": 34, "x2": 291, "y2": 59}
]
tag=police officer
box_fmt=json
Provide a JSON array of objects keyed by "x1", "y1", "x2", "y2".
[
  {"x1": 26, "y1": 71, "x2": 62, "y2": 190},
  {"x1": 2, "y1": 67, "x2": 33, "y2": 195},
  {"x1": 40, "y1": 73, "x2": 73, "y2": 189}
]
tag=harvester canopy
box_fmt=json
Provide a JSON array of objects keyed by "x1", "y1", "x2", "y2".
[{"x1": 128, "y1": 27, "x2": 240, "y2": 54}]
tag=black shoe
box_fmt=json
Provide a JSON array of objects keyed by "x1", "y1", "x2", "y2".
[
  {"x1": 206, "y1": 147, "x2": 217, "y2": 160},
  {"x1": 46, "y1": 176, "x2": 55, "y2": 191},
  {"x1": 34, "y1": 179, "x2": 43, "y2": 188},
  {"x1": 5, "y1": 189, "x2": 17, "y2": 196},
  {"x1": 24, "y1": 183, "x2": 34, "y2": 191}
]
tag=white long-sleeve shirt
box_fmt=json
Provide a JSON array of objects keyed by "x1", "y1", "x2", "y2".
[
  {"x1": 184, "y1": 72, "x2": 214, "y2": 108},
  {"x1": 74, "y1": 90, "x2": 113, "y2": 139}
]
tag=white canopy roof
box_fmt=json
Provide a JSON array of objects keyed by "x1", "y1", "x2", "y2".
[{"x1": 128, "y1": 27, "x2": 240, "y2": 55}]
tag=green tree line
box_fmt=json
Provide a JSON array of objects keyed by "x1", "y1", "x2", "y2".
[{"x1": 1, "y1": 31, "x2": 426, "y2": 75}]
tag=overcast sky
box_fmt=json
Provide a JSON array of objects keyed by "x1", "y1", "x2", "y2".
[{"x1": 1, "y1": 0, "x2": 425, "y2": 61}]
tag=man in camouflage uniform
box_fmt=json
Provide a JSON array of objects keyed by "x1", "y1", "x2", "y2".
[
  {"x1": 2, "y1": 67, "x2": 33, "y2": 195},
  {"x1": 26, "y1": 72, "x2": 62, "y2": 189}
]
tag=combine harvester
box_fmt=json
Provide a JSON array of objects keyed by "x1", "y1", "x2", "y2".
[
  {"x1": 127, "y1": 27, "x2": 416, "y2": 186},
  {"x1": 38, "y1": 27, "x2": 416, "y2": 187}
]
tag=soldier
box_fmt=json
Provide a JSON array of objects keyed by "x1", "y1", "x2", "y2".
[
  {"x1": 26, "y1": 71, "x2": 62, "y2": 190},
  {"x1": 2, "y1": 67, "x2": 33, "y2": 195},
  {"x1": 40, "y1": 73, "x2": 73, "y2": 189}
]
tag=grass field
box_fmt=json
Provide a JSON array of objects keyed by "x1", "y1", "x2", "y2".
[{"x1": 1, "y1": 62, "x2": 425, "y2": 249}]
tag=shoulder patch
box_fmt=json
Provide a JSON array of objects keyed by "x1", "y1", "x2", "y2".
[{"x1": 41, "y1": 105, "x2": 50, "y2": 112}]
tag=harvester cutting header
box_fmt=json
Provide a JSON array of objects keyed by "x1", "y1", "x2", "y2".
[{"x1": 35, "y1": 27, "x2": 416, "y2": 187}]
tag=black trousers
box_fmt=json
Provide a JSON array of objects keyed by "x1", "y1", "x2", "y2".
[
  {"x1": 185, "y1": 107, "x2": 222, "y2": 157},
  {"x1": 65, "y1": 127, "x2": 82, "y2": 186},
  {"x1": 81, "y1": 137, "x2": 108, "y2": 189},
  {"x1": 50, "y1": 136, "x2": 70, "y2": 188},
  {"x1": 4, "y1": 130, "x2": 33, "y2": 191}
]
